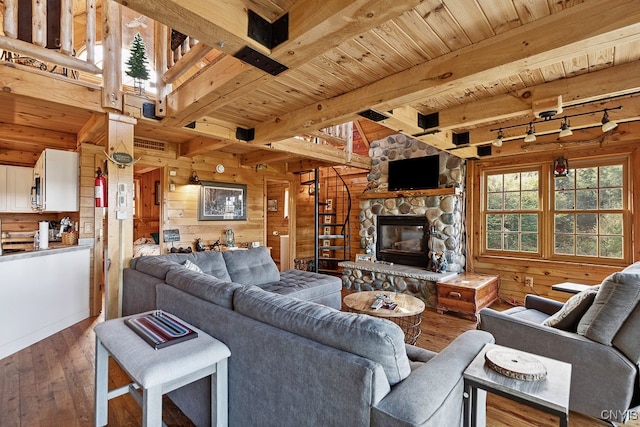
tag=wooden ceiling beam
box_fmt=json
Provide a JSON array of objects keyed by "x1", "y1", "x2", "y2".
[
  {"x1": 240, "y1": 150, "x2": 294, "y2": 167},
  {"x1": 0, "y1": 63, "x2": 103, "y2": 113},
  {"x1": 269, "y1": 139, "x2": 371, "y2": 170},
  {"x1": 77, "y1": 113, "x2": 106, "y2": 146},
  {"x1": 179, "y1": 136, "x2": 232, "y2": 158},
  {"x1": 0, "y1": 123, "x2": 76, "y2": 150},
  {"x1": 253, "y1": 0, "x2": 640, "y2": 143},
  {"x1": 156, "y1": 0, "x2": 423, "y2": 127}
]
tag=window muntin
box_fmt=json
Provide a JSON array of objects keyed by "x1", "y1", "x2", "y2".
[
  {"x1": 484, "y1": 170, "x2": 540, "y2": 254},
  {"x1": 553, "y1": 164, "x2": 625, "y2": 260}
]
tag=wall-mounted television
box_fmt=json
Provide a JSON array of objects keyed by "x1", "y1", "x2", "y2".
[{"x1": 388, "y1": 155, "x2": 440, "y2": 191}]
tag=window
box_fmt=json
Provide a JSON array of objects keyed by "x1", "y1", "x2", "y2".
[
  {"x1": 553, "y1": 163, "x2": 625, "y2": 259},
  {"x1": 481, "y1": 158, "x2": 628, "y2": 263},
  {"x1": 484, "y1": 169, "x2": 541, "y2": 254}
]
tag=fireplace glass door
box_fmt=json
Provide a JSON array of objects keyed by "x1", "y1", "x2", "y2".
[{"x1": 376, "y1": 216, "x2": 428, "y2": 267}]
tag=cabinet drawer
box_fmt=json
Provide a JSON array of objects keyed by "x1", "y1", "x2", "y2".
[{"x1": 437, "y1": 285, "x2": 476, "y2": 303}]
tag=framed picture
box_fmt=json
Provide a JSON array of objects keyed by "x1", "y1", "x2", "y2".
[
  {"x1": 267, "y1": 199, "x2": 278, "y2": 212},
  {"x1": 355, "y1": 253, "x2": 375, "y2": 263},
  {"x1": 322, "y1": 239, "x2": 331, "y2": 247},
  {"x1": 198, "y1": 181, "x2": 247, "y2": 221},
  {"x1": 322, "y1": 250, "x2": 330, "y2": 258},
  {"x1": 323, "y1": 226, "x2": 331, "y2": 236},
  {"x1": 326, "y1": 198, "x2": 333, "y2": 211}
]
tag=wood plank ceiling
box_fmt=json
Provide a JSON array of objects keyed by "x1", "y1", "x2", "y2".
[{"x1": 1, "y1": 0, "x2": 640, "y2": 168}]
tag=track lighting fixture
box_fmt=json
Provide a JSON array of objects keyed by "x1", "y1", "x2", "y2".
[
  {"x1": 523, "y1": 123, "x2": 536, "y2": 143},
  {"x1": 489, "y1": 105, "x2": 621, "y2": 145},
  {"x1": 558, "y1": 117, "x2": 573, "y2": 138},
  {"x1": 601, "y1": 109, "x2": 618, "y2": 132},
  {"x1": 492, "y1": 129, "x2": 504, "y2": 147}
]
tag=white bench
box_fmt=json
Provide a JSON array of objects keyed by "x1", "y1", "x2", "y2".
[{"x1": 94, "y1": 312, "x2": 230, "y2": 426}]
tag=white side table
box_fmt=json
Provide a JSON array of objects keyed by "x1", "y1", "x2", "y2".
[
  {"x1": 463, "y1": 344, "x2": 571, "y2": 427},
  {"x1": 94, "y1": 312, "x2": 230, "y2": 427}
]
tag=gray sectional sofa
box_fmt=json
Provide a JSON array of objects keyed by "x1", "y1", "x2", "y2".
[
  {"x1": 479, "y1": 262, "x2": 640, "y2": 423},
  {"x1": 122, "y1": 248, "x2": 494, "y2": 426}
]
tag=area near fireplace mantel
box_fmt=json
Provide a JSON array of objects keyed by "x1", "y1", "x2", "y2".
[{"x1": 358, "y1": 187, "x2": 462, "y2": 200}]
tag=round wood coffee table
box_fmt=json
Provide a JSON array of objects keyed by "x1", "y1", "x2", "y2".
[{"x1": 343, "y1": 291, "x2": 426, "y2": 345}]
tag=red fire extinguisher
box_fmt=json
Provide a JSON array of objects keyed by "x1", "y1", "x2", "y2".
[{"x1": 95, "y1": 168, "x2": 107, "y2": 208}]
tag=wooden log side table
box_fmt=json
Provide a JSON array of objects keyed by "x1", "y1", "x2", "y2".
[
  {"x1": 343, "y1": 291, "x2": 425, "y2": 345},
  {"x1": 94, "y1": 312, "x2": 231, "y2": 427},
  {"x1": 436, "y1": 272, "x2": 499, "y2": 320},
  {"x1": 463, "y1": 343, "x2": 571, "y2": 427}
]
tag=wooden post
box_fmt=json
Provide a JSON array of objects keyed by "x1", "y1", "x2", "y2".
[
  {"x1": 32, "y1": 0, "x2": 47, "y2": 47},
  {"x1": 59, "y1": 0, "x2": 73, "y2": 54},
  {"x1": 3, "y1": 0, "x2": 18, "y2": 39},
  {"x1": 154, "y1": 21, "x2": 168, "y2": 117},
  {"x1": 104, "y1": 113, "x2": 136, "y2": 320},
  {"x1": 102, "y1": 0, "x2": 122, "y2": 111},
  {"x1": 85, "y1": 0, "x2": 96, "y2": 64}
]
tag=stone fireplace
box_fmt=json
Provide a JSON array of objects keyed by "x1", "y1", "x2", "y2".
[{"x1": 340, "y1": 134, "x2": 466, "y2": 307}]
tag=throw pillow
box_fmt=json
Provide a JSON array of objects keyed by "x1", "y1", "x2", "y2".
[
  {"x1": 577, "y1": 272, "x2": 640, "y2": 345},
  {"x1": 542, "y1": 288, "x2": 597, "y2": 331},
  {"x1": 182, "y1": 259, "x2": 203, "y2": 273}
]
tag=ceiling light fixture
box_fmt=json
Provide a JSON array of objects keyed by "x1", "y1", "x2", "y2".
[
  {"x1": 558, "y1": 117, "x2": 573, "y2": 138},
  {"x1": 601, "y1": 109, "x2": 618, "y2": 132},
  {"x1": 523, "y1": 123, "x2": 536, "y2": 143},
  {"x1": 492, "y1": 129, "x2": 504, "y2": 147},
  {"x1": 489, "y1": 105, "x2": 622, "y2": 144}
]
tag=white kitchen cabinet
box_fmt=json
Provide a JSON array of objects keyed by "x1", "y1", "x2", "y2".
[
  {"x1": 0, "y1": 165, "x2": 34, "y2": 213},
  {"x1": 33, "y1": 149, "x2": 79, "y2": 212},
  {"x1": 7, "y1": 166, "x2": 33, "y2": 212},
  {"x1": 0, "y1": 166, "x2": 6, "y2": 211}
]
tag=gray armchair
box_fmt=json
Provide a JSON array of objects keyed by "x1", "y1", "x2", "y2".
[{"x1": 478, "y1": 264, "x2": 640, "y2": 424}]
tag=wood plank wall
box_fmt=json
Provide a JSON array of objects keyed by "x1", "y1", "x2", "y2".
[
  {"x1": 135, "y1": 142, "x2": 293, "y2": 253},
  {"x1": 467, "y1": 141, "x2": 640, "y2": 305}
]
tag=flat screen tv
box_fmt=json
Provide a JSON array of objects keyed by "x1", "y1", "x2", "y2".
[{"x1": 388, "y1": 155, "x2": 440, "y2": 191}]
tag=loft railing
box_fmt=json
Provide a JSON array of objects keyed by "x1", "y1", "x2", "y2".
[{"x1": 0, "y1": 0, "x2": 101, "y2": 75}]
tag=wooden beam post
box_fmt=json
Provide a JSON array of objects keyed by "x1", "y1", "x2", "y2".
[
  {"x1": 3, "y1": 0, "x2": 18, "y2": 39},
  {"x1": 104, "y1": 113, "x2": 136, "y2": 319},
  {"x1": 102, "y1": 0, "x2": 122, "y2": 111}
]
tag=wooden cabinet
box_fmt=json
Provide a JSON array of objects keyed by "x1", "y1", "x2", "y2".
[
  {"x1": 0, "y1": 165, "x2": 34, "y2": 212},
  {"x1": 437, "y1": 272, "x2": 499, "y2": 320}
]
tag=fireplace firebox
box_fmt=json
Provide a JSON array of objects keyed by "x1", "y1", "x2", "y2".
[{"x1": 376, "y1": 216, "x2": 429, "y2": 268}]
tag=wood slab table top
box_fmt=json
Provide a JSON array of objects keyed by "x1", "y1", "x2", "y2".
[{"x1": 343, "y1": 291, "x2": 425, "y2": 318}]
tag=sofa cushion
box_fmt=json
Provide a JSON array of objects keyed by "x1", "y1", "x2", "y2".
[
  {"x1": 542, "y1": 288, "x2": 598, "y2": 331},
  {"x1": 223, "y1": 247, "x2": 279, "y2": 286},
  {"x1": 577, "y1": 272, "x2": 640, "y2": 345},
  {"x1": 259, "y1": 269, "x2": 341, "y2": 301},
  {"x1": 165, "y1": 269, "x2": 242, "y2": 309},
  {"x1": 189, "y1": 251, "x2": 231, "y2": 281},
  {"x1": 233, "y1": 286, "x2": 411, "y2": 386},
  {"x1": 131, "y1": 256, "x2": 182, "y2": 279},
  {"x1": 612, "y1": 303, "x2": 640, "y2": 364}
]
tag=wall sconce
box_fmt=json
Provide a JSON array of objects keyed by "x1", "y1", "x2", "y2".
[
  {"x1": 554, "y1": 157, "x2": 569, "y2": 178},
  {"x1": 188, "y1": 170, "x2": 200, "y2": 184}
]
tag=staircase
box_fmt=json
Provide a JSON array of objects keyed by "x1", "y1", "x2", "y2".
[{"x1": 301, "y1": 167, "x2": 352, "y2": 275}]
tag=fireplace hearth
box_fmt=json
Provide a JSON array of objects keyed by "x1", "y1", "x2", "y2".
[{"x1": 376, "y1": 216, "x2": 429, "y2": 268}]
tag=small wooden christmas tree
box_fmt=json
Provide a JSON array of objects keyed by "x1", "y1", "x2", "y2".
[{"x1": 125, "y1": 32, "x2": 150, "y2": 94}]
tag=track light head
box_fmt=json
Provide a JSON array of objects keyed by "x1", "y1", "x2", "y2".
[
  {"x1": 558, "y1": 117, "x2": 573, "y2": 138},
  {"x1": 601, "y1": 110, "x2": 618, "y2": 132},
  {"x1": 492, "y1": 129, "x2": 504, "y2": 147},
  {"x1": 523, "y1": 123, "x2": 536, "y2": 143}
]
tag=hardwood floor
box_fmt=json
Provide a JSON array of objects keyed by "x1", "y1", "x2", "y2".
[{"x1": 0, "y1": 301, "x2": 634, "y2": 426}]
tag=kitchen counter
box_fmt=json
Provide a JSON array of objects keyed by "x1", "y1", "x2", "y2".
[
  {"x1": 0, "y1": 245, "x2": 90, "y2": 359},
  {"x1": 0, "y1": 244, "x2": 87, "y2": 262}
]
